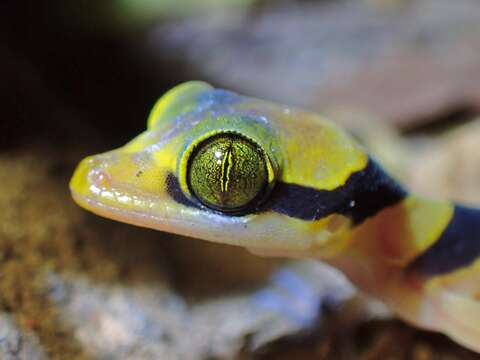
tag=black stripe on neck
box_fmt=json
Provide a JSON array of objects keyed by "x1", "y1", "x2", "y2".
[
  {"x1": 267, "y1": 158, "x2": 407, "y2": 224},
  {"x1": 408, "y1": 205, "x2": 480, "y2": 275}
]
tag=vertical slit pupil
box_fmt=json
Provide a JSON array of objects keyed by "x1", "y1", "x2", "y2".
[{"x1": 220, "y1": 144, "x2": 232, "y2": 194}]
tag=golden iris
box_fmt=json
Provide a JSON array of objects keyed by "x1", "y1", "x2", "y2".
[{"x1": 187, "y1": 133, "x2": 268, "y2": 212}]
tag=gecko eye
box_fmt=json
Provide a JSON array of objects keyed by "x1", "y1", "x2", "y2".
[{"x1": 187, "y1": 133, "x2": 272, "y2": 213}]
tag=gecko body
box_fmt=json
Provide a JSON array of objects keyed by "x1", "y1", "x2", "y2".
[{"x1": 70, "y1": 82, "x2": 480, "y2": 352}]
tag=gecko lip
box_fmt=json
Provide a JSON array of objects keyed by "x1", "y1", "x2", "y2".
[
  {"x1": 70, "y1": 187, "x2": 264, "y2": 250},
  {"x1": 70, "y1": 190, "x2": 191, "y2": 231},
  {"x1": 69, "y1": 154, "x2": 161, "y2": 217},
  {"x1": 70, "y1": 163, "x2": 167, "y2": 225},
  {"x1": 69, "y1": 157, "x2": 254, "y2": 244}
]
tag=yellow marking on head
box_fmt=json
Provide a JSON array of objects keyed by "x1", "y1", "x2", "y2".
[
  {"x1": 151, "y1": 145, "x2": 177, "y2": 174},
  {"x1": 248, "y1": 104, "x2": 369, "y2": 191}
]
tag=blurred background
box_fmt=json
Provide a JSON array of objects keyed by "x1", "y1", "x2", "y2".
[{"x1": 2, "y1": 0, "x2": 480, "y2": 359}]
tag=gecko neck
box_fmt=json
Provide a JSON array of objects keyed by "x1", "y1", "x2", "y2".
[
  {"x1": 323, "y1": 196, "x2": 480, "y2": 332},
  {"x1": 323, "y1": 194, "x2": 454, "y2": 294}
]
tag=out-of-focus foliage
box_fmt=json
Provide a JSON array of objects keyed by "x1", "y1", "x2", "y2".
[
  {"x1": 56, "y1": 0, "x2": 257, "y2": 29},
  {"x1": 115, "y1": 0, "x2": 256, "y2": 22}
]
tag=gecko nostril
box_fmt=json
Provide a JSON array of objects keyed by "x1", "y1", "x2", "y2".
[{"x1": 88, "y1": 168, "x2": 111, "y2": 188}]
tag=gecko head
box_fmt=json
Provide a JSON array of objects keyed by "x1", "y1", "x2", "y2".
[{"x1": 70, "y1": 82, "x2": 369, "y2": 257}]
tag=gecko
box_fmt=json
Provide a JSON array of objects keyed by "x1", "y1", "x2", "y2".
[{"x1": 70, "y1": 81, "x2": 480, "y2": 352}]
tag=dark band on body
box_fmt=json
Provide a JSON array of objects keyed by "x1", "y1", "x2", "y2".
[
  {"x1": 266, "y1": 158, "x2": 406, "y2": 224},
  {"x1": 408, "y1": 205, "x2": 480, "y2": 276},
  {"x1": 166, "y1": 157, "x2": 406, "y2": 225}
]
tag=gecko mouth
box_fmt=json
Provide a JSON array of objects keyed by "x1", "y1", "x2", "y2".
[
  {"x1": 69, "y1": 164, "x2": 252, "y2": 246},
  {"x1": 70, "y1": 189, "x2": 190, "y2": 232},
  {"x1": 70, "y1": 187, "x2": 263, "y2": 250}
]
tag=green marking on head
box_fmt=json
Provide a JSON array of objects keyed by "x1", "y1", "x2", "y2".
[{"x1": 147, "y1": 81, "x2": 213, "y2": 129}]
